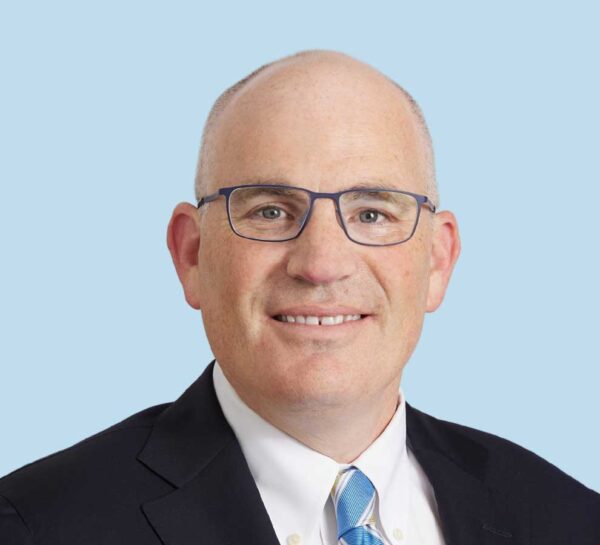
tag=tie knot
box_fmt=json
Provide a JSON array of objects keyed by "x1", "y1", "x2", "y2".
[{"x1": 330, "y1": 467, "x2": 381, "y2": 542}]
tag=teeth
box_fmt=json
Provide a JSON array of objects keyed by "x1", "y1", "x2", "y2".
[{"x1": 276, "y1": 314, "x2": 363, "y2": 325}]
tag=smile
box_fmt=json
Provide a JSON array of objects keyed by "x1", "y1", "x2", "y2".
[{"x1": 273, "y1": 314, "x2": 365, "y2": 325}]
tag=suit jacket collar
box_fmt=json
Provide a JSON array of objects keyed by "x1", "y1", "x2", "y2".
[
  {"x1": 406, "y1": 404, "x2": 530, "y2": 544},
  {"x1": 137, "y1": 361, "x2": 529, "y2": 545},
  {"x1": 137, "y1": 361, "x2": 279, "y2": 545}
]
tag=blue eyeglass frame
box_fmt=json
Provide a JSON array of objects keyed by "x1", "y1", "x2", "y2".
[{"x1": 196, "y1": 183, "x2": 437, "y2": 247}]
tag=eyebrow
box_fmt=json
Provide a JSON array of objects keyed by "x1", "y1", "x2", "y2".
[
  {"x1": 231, "y1": 176, "x2": 398, "y2": 192},
  {"x1": 343, "y1": 190, "x2": 397, "y2": 202},
  {"x1": 234, "y1": 186, "x2": 307, "y2": 201}
]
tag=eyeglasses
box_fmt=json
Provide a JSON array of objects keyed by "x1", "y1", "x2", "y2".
[{"x1": 196, "y1": 184, "x2": 436, "y2": 247}]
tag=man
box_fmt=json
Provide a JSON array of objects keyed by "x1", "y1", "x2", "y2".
[{"x1": 1, "y1": 50, "x2": 598, "y2": 545}]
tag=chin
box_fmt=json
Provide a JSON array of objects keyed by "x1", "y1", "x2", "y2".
[{"x1": 263, "y1": 361, "x2": 369, "y2": 407}]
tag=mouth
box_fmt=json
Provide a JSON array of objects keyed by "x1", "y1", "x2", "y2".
[
  {"x1": 273, "y1": 313, "x2": 367, "y2": 326},
  {"x1": 269, "y1": 307, "x2": 372, "y2": 341}
]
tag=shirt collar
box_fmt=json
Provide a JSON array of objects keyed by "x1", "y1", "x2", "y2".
[
  {"x1": 212, "y1": 360, "x2": 408, "y2": 543},
  {"x1": 350, "y1": 387, "x2": 409, "y2": 537}
]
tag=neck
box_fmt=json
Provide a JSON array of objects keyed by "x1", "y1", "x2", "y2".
[{"x1": 234, "y1": 380, "x2": 401, "y2": 463}]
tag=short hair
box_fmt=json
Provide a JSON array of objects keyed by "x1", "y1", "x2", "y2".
[{"x1": 194, "y1": 50, "x2": 439, "y2": 207}]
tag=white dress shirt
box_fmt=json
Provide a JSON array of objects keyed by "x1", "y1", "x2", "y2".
[{"x1": 212, "y1": 361, "x2": 447, "y2": 545}]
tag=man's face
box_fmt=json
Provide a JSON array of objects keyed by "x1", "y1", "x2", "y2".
[{"x1": 179, "y1": 59, "x2": 457, "y2": 414}]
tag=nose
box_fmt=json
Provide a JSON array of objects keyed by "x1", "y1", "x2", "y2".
[{"x1": 285, "y1": 198, "x2": 358, "y2": 285}]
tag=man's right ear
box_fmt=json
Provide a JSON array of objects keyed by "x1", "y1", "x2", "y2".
[{"x1": 167, "y1": 202, "x2": 203, "y2": 309}]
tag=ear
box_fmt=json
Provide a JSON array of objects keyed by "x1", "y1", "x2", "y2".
[
  {"x1": 426, "y1": 210, "x2": 461, "y2": 312},
  {"x1": 166, "y1": 202, "x2": 204, "y2": 309}
]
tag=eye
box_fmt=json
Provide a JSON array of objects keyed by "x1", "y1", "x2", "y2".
[
  {"x1": 358, "y1": 209, "x2": 386, "y2": 223},
  {"x1": 256, "y1": 206, "x2": 288, "y2": 220}
]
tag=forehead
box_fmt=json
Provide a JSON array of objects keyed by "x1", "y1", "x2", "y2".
[{"x1": 207, "y1": 58, "x2": 430, "y2": 195}]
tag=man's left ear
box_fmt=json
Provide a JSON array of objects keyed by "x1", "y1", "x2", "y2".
[{"x1": 426, "y1": 211, "x2": 461, "y2": 312}]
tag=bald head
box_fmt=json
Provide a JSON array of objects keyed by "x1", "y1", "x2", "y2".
[{"x1": 195, "y1": 50, "x2": 438, "y2": 205}]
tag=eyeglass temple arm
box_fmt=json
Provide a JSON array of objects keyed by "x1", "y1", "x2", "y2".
[
  {"x1": 197, "y1": 191, "x2": 222, "y2": 208},
  {"x1": 423, "y1": 197, "x2": 437, "y2": 214}
]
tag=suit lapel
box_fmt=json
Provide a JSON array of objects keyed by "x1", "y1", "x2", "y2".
[
  {"x1": 137, "y1": 361, "x2": 279, "y2": 545},
  {"x1": 406, "y1": 404, "x2": 530, "y2": 545}
]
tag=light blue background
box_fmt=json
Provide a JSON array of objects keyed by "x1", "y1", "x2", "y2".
[{"x1": 1, "y1": 1, "x2": 598, "y2": 493}]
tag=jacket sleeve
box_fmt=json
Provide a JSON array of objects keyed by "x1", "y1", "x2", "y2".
[{"x1": 0, "y1": 495, "x2": 34, "y2": 545}]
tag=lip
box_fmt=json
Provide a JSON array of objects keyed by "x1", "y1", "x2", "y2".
[{"x1": 270, "y1": 306, "x2": 371, "y2": 318}]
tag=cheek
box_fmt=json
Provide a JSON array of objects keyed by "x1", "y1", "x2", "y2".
[
  {"x1": 384, "y1": 243, "x2": 431, "y2": 302},
  {"x1": 380, "y1": 251, "x2": 431, "y2": 344},
  {"x1": 400, "y1": 264, "x2": 430, "y2": 305},
  {"x1": 197, "y1": 242, "x2": 258, "y2": 369},
  {"x1": 198, "y1": 236, "x2": 282, "y2": 331},
  {"x1": 200, "y1": 244, "x2": 249, "y2": 313}
]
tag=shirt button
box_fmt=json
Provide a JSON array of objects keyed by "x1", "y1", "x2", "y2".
[
  {"x1": 393, "y1": 528, "x2": 404, "y2": 541},
  {"x1": 286, "y1": 533, "x2": 302, "y2": 545}
]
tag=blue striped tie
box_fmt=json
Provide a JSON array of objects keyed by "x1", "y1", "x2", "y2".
[{"x1": 330, "y1": 467, "x2": 385, "y2": 545}]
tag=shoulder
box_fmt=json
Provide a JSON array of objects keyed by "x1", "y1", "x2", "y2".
[
  {"x1": 0, "y1": 402, "x2": 169, "y2": 486},
  {"x1": 407, "y1": 404, "x2": 600, "y2": 526},
  {"x1": 0, "y1": 403, "x2": 172, "y2": 538}
]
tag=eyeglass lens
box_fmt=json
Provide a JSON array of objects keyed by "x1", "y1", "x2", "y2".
[{"x1": 228, "y1": 186, "x2": 419, "y2": 245}]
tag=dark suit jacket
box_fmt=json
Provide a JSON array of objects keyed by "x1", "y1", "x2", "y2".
[{"x1": 1, "y1": 361, "x2": 599, "y2": 545}]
